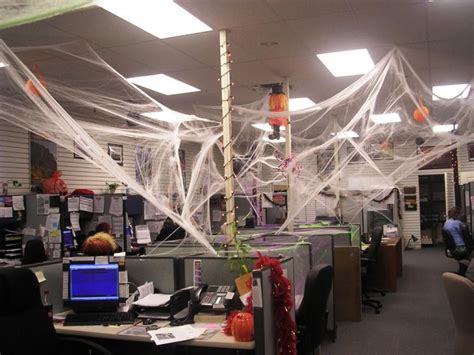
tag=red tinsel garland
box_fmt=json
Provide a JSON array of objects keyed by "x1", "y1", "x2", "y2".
[{"x1": 224, "y1": 253, "x2": 297, "y2": 355}]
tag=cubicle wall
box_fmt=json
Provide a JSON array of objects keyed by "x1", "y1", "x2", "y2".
[
  {"x1": 125, "y1": 256, "x2": 177, "y2": 294},
  {"x1": 19, "y1": 260, "x2": 65, "y2": 313}
]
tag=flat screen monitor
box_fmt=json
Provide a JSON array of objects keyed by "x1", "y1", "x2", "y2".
[
  {"x1": 69, "y1": 262, "x2": 119, "y2": 312},
  {"x1": 62, "y1": 229, "x2": 74, "y2": 248}
]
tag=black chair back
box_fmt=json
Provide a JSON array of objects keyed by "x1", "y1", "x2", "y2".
[
  {"x1": 365, "y1": 226, "x2": 383, "y2": 259},
  {"x1": 442, "y1": 229, "x2": 457, "y2": 257},
  {"x1": 0, "y1": 268, "x2": 60, "y2": 355},
  {"x1": 296, "y1": 264, "x2": 333, "y2": 354},
  {"x1": 22, "y1": 239, "x2": 47, "y2": 265}
]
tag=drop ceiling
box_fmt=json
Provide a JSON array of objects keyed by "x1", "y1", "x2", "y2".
[{"x1": 0, "y1": 0, "x2": 472, "y2": 114}]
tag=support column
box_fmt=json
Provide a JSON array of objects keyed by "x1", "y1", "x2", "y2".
[
  {"x1": 219, "y1": 30, "x2": 235, "y2": 242},
  {"x1": 284, "y1": 80, "x2": 294, "y2": 232}
]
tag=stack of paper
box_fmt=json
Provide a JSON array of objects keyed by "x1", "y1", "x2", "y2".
[
  {"x1": 133, "y1": 293, "x2": 171, "y2": 307},
  {"x1": 148, "y1": 325, "x2": 205, "y2": 346}
]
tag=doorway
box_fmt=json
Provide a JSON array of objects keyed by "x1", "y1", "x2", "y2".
[{"x1": 419, "y1": 174, "x2": 446, "y2": 246}]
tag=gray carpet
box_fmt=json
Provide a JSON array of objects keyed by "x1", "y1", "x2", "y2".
[{"x1": 321, "y1": 247, "x2": 458, "y2": 355}]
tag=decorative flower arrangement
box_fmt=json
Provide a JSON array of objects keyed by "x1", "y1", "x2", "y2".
[{"x1": 105, "y1": 181, "x2": 120, "y2": 193}]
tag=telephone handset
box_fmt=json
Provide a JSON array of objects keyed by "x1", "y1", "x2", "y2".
[{"x1": 199, "y1": 285, "x2": 236, "y2": 311}]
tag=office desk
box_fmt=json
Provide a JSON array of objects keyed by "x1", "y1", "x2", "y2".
[
  {"x1": 54, "y1": 316, "x2": 254, "y2": 351},
  {"x1": 375, "y1": 237, "x2": 403, "y2": 292}
]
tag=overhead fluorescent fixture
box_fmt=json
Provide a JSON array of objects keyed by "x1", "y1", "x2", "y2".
[
  {"x1": 142, "y1": 111, "x2": 193, "y2": 123},
  {"x1": 317, "y1": 49, "x2": 374, "y2": 77},
  {"x1": 432, "y1": 124, "x2": 458, "y2": 133},
  {"x1": 370, "y1": 113, "x2": 401, "y2": 124},
  {"x1": 98, "y1": 0, "x2": 212, "y2": 39},
  {"x1": 263, "y1": 136, "x2": 285, "y2": 143},
  {"x1": 128, "y1": 74, "x2": 200, "y2": 95},
  {"x1": 289, "y1": 97, "x2": 319, "y2": 111},
  {"x1": 331, "y1": 131, "x2": 359, "y2": 139},
  {"x1": 0, "y1": 62, "x2": 8, "y2": 68},
  {"x1": 252, "y1": 123, "x2": 286, "y2": 132},
  {"x1": 432, "y1": 84, "x2": 470, "y2": 101}
]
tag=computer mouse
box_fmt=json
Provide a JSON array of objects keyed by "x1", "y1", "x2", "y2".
[{"x1": 143, "y1": 318, "x2": 154, "y2": 325}]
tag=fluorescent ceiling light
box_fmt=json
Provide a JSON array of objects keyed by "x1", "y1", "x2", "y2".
[
  {"x1": 432, "y1": 124, "x2": 458, "y2": 133},
  {"x1": 252, "y1": 123, "x2": 286, "y2": 132},
  {"x1": 98, "y1": 0, "x2": 212, "y2": 39},
  {"x1": 317, "y1": 49, "x2": 374, "y2": 77},
  {"x1": 0, "y1": 62, "x2": 8, "y2": 68},
  {"x1": 263, "y1": 136, "x2": 285, "y2": 143},
  {"x1": 289, "y1": 97, "x2": 319, "y2": 111},
  {"x1": 432, "y1": 84, "x2": 470, "y2": 101},
  {"x1": 128, "y1": 74, "x2": 200, "y2": 95},
  {"x1": 331, "y1": 131, "x2": 359, "y2": 139},
  {"x1": 370, "y1": 113, "x2": 401, "y2": 124},
  {"x1": 142, "y1": 111, "x2": 193, "y2": 123}
]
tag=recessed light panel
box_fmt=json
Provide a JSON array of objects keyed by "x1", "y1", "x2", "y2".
[
  {"x1": 128, "y1": 74, "x2": 200, "y2": 95},
  {"x1": 263, "y1": 136, "x2": 286, "y2": 143},
  {"x1": 370, "y1": 113, "x2": 401, "y2": 124},
  {"x1": 142, "y1": 111, "x2": 193, "y2": 123},
  {"x1": 289, "y1": 97, "x2": 319, "y2": 111},
  {"x1": 432, "y1": 84, "x2": 470, "y2": 101},
  {"x1": 98, "y1": 0, "x2": 212, "y2": 39},
  {"x1": 252, "y1": 123, "x2": 286, "y2": 132},
  {"x1": 317, "y1": 49, "x2": 374, "y2": 77},
  {"x1": 432, "y1": 124, "x2": 458, "y2": 133},
  {"x1": 0, "y1": 62, "x2": 8, "y2": 68},
  {"x1": 332, "y1": 131, "x2": 359, "y2": 139}
]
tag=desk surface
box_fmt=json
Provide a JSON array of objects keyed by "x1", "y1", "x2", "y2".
[{"x1": 54, "y1": 316, "x2": 254, "y2": 350}]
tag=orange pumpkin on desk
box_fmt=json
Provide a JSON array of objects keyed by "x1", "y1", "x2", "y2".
[{"x1": 231, "y1": 312, "x2": 254, "y2": 342}]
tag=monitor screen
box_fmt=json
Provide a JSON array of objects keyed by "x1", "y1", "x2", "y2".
[
  {"x1": 69, "y1": 263, "x2": 119, "y2": 303},
  {"x1": 62, "y1": 229, "x2": 74, "y2": 248}
]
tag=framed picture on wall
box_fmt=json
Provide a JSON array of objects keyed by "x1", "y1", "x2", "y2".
[
  {"x1": 468, "y1": 143, "x2": 474, "y2": 161},
  {"x1": 108, "y1": 144, "x2": 123, "y2": 166}
]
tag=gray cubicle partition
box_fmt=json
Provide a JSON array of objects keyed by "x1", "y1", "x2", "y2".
[
  {"x1": 19, "y1": 260, "x2": 65, "y2": 313},
  {"x1": 125, "y1": 256, "x2": 177, "y2": 294}
]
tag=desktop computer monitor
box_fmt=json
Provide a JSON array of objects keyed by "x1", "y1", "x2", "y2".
[{"x1": 68, "y1": 262, "x2": 120, "y2": 312}]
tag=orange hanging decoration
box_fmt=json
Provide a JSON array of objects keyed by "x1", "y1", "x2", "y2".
[
  {"x1": 413, "y1": 98, "x2": 429, "y2": 123},
  {"x1": 25, "y1": 64, "x2": 47, "y2": 97},
  {"x1": 267, "y1": 84, "x2": 288, "y2": 140}
]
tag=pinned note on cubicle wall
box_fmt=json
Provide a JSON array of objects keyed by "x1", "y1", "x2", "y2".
[
  {"x1": 109, "y1": 196, "x2": 123, "y2": 216},
  {"x1": 93, "y1": 195, "x2": 105, "y2": 213},
  {"x1": 68, "y1": 197, "x2": 79, "y2": 212},
  {"x1": 12, "y1": 196, "x2": 24, "y2": 211},
  {"x1": 135, "y1": 225, "x2": 151, "y2": 244},
  {"x1": 252, "y1": 278, "x2": 262, "y2": 308}
]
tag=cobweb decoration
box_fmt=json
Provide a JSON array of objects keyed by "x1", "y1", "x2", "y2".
[{"x1": 0, "y1": 39, "x2": 473, "y2": 253}]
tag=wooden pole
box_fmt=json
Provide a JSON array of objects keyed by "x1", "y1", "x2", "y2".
[
  {"x1": 284, "y1": 79, "x2": 294, "y2": 232},
  {"x1": 219, "y1": 30, "x2": 235, "y2": 242}
]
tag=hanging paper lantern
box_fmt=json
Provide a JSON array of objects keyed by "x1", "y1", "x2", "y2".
[
  {"x1": 25, "y1": 64, "x2": 47, "y2": 97},
  {"x1": 231, "y1": 311, "x2": 254, "y2": 342},
  {"x1": 413, "y1": 99, "x2": 429, "y2": 122},
  {"x1": 267, "y1": 84, "x2": 288, "y2": 140}
]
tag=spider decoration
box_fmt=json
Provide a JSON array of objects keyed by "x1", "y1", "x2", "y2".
[{"x1": 274, "y1": 150, "x2": 303, "y2": 178}]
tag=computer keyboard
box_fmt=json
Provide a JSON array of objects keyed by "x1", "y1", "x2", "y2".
[{"x1": 64, "y1": 312, "x2": 136, "y2": 326}]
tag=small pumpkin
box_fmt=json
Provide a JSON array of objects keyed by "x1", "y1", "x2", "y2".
[
  {"x1": 25, "y1": 64, "x2": 47, "y2": 97},
  {"x1": 231, "y1": 311, "x2": 254, "y2": 342},
  {"x1": 413, "y1": 99, "x2": 429, "y2": 122}
]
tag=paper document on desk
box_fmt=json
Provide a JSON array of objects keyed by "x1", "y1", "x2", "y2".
[
  {"x1": 148, "y1": 325, "x2": 205, "y2": 346},
  {"x1": 133, "y1": 293, "x2": 171, "y2": 307}
]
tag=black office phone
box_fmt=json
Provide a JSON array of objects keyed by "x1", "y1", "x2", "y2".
[{"x1": 199, "y1": 285, "x2": 235, "y2": 311}]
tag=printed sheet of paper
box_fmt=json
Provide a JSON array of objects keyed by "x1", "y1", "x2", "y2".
[
  {"x1": 109, "y1": 196, "x2": 123, "y2": 216},
  {"x1": 112, "y1": 216, "x2": 124, "y2": 236},
  {"x1": 12, "y1": 196, "x2": 25, "y2": 211},
  {"x1": 79, "y1": 196, "x2": 93, "y2": 212},
  {"x1": 135, "y1": 225, "x2": 152, "y2": 244},
  {"x1": 68, "y1": 197, "x2": 79, "y2": 212},
  {"x1": 97, "y1": 215, "x2": 112, "y2": 226},
  {"x1": 36, "y1": 194, "x2": 50, "y2": 215},
  {"x1": 93, "y1": 195, "x2": 105, "y2": 213},
  {"x1": 70, "y1": 213, "x2": 81, "y2": 231},
  {"x1": 45, "y1": 213, "x2": 60, "y2": 232},
  {"x1": 0, "y1": 207, "x2": 13, "y2": 218},
  {"x1": 148, "y1": 325, "x2": 205, "y2": 346},
  {"x1": 144, "y1": 201, "x2": 159, "y2": 220},
  {"x1": 212, "y1": 209, "x2": 222, "y2": 222},
  {"x1": 137, "y1": 281, "x2": 154, "y2": 299},
  {"x1": 147, "y1": 221, "x2": 164, "y2": 234}
]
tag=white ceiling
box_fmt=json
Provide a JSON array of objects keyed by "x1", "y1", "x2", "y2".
[{"x1": 0, "y1": 0, "x2": 472, "y2": 114}]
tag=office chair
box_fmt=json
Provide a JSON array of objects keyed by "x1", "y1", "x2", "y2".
[
  {"x1": 361, "y1": 226, "x2": 384, "y2": 314},
  {"x1": 21, "y1": 239, "x2": 47, "y2": 265},
  {"x1": 442, "y1": 227, "x2": 472, "y2": 276},
  {"x1": 296, "y1": 264, "x2": 333, "y2": 355},
  {"x1": 442, "y1": 272, "x2": 474, "y2": 355},
  {"x1": 0, "y1": 268, "x2": 111, "y2": 355}
]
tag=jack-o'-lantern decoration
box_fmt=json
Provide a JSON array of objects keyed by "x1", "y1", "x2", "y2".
[
  {"x1": 413, "y1": 99, "x2": 429, "y2": 123},
  {"x1": 25, "y1": 64, "x2": 47, "y2": 97},
  {"x1": 231, "y1": 311, "x2": 254, "y2": 342},
  {"x1": 267, "y1": 84, "x2": 288, "y2": 140}
]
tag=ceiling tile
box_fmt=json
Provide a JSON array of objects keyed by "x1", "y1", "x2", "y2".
[
  {"x1": 354, "y1": 3, "x2": 427, "y2": 46},
  {"x1": 427, "y1": 1, "x2": 474, "y2": 42},
  {"x1": 430, "y1": 66, "x2": 473, "y2": 86},
  {"x1": 227, "y1": 60, "x2": 284, "y2": 87},
  {"x1": 429, "y1": 40, "x2": 472, "y2": 69},
  {"x1": 163, "y1": 67, "x2": 221, "y2": 94},
  {"x1": 175, "y1": 0, "x2": 278, "y2": 29},
  {"x1": 265, "y1": 0, "x2": 349, "y2": 20},
  {"x1": 0, "y1": 22, "x2": 76, "y2": 47},
  {"x1": 93, "y1": 47, "x2": 154, "y2": 77},
  {"x1": 110, "y1": 40, "x2": 208, "y2": 73},
  {"x1": 46, "y1": 7, "x2": 156, "y2": 47}
]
